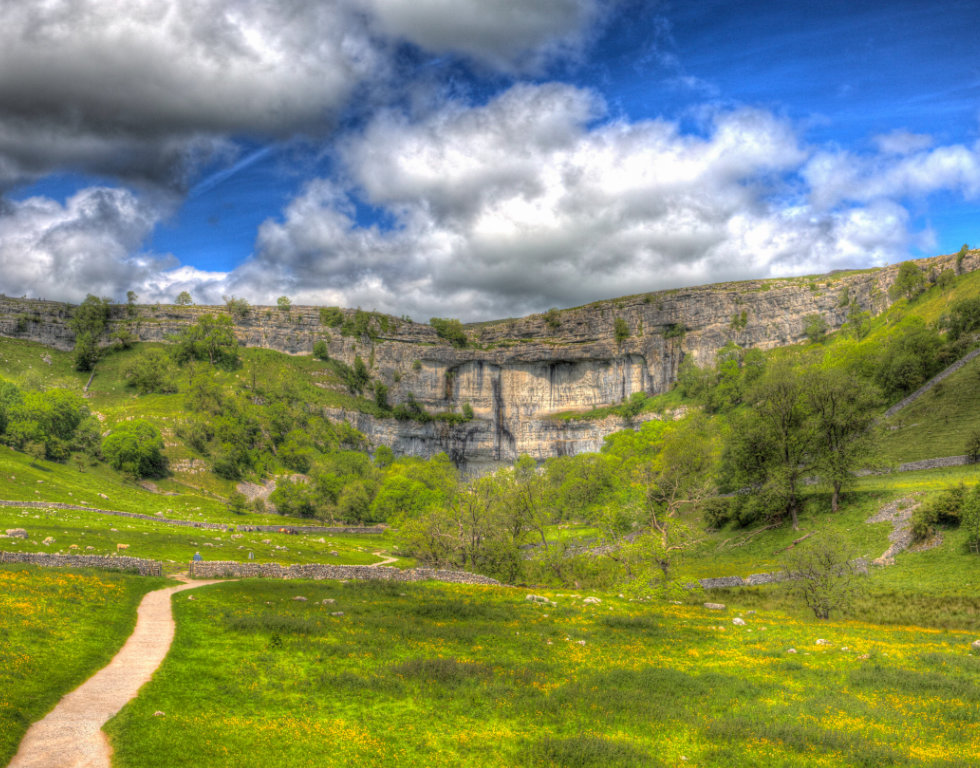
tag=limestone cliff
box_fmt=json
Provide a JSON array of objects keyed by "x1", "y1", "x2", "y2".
[{"x1": 1, "y1": 250, "x2": 976, "y2": 467}]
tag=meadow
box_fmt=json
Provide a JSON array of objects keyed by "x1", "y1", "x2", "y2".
[
  {"x1": 102, "y1": 578, "x2": 980, "y2": 768},
  {"x1": 0, "y1": 565, "x2": 168, "y2": 765}
]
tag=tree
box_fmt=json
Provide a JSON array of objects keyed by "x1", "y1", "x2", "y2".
[
  {"x1": 430, "y1": 317, "x2": 467, "y2": 348},
  {"x1": 807, "y1": 369, "x2": 880, "y2": 511},
  {"x1": 101, "y1": 419, "x2": 165, "y2": 478},
  {"x1": 889, "y1": 261, "x2": 925, "y2": 301},
  {"x1": 277, "y1": 295, "x2": 292, "y2": 312},
  {"x1": 175, "y1": 291, "x2": 193, "y2": 306},
  {"x1": 803, "y1": 314, "x2": 827, "y2": 343},
  {"x1": 313, "y1": 339, "x2": 329, "y2": 360},
  {"x1": 126, "y1": 290, "x2": 138, "y2": 306},
  {"x1": 783, "y1": 533, "x2": 867, "y2": 619},
  {"x1": 68, "y1": 295, "x2": 111, "y2": 371},
  {"x1": 122, "y1": 349, "x2": 178, "y2": 394},
  {"x1": 961, "y1": 484, "x2": 980, "y2": 554},
  {"x1": 171, "y1": 314, "x2": 240, "y2": 367},
  {"x1": 722, "y1": 364, "x2": 815, "y2": 529},
  {"x1": 227, "y1": 491, "x2": 249, "y2": 515}
]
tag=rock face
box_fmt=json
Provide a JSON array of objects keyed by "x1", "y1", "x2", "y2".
[{"x1": 2, "y1": 251, "x2": 976, "y2": 466}]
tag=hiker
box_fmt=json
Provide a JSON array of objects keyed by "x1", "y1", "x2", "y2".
[{"x1": 193, "y1": 551, "x2": 202, "y2": 562}]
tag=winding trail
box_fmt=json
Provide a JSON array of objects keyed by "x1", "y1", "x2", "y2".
[{"x1": 8, "y1": 576, "x2": 223, "y2": 768}]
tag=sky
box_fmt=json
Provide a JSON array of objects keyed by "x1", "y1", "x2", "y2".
[{"x1": 1, "y1": 0, "x2": 979, "y2": 321}]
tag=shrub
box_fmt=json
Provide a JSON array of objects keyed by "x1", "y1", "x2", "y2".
[
  {"x1": 223, "y1": 295, "x2": 250, "y2": 319},
  {"x1": 319, "y1": 307, "x2": 344, "y2": 327},
  {"x1": 430, "y1": 317, "x2": 467, "y2": 348},
  {"x1": 69, "y1": 295, "x2": 111, "y2": 371},
  {"x1": 374, "y1": 382, "x2": 389, "y2": 411},
  {"x1": 227, "y1": 491, "x2": 249, "y2": 515},
  {"x1": 312, "y1": 339, "x2": 329, "y2": 360},
  {"x1": 544, "y1": 308, "x2": 561, "y2": 330},
  {"x1": 803, "y1": 313, "x2": 827, "y2": 343},
  {"x1": 663, "y1": 323, "x2": 686, "y2": 340},
  {"x1": 614, "y1": 317, "x2": 629, "y2": 344},
  {"x1": 782, "y1": 533, "x2": 866, "y2": 620},
  {"x1": 889, "y1": 261, "x2": 925, "y2": 301},
  {"x1": 276, "y1": 295, "x2": 291, "y2": 312},
  {"x1": 122, "y1": 349, "x2": 177, "y2": 394},
  {"x1": 967, "y1": 430, "x2": 980, "y2": 464},
  {"x1": 101, "y1": 419, "x2": 165, "y2": 478},
  {"x1": 911, "y1": 486, "x2": 966, "y2": 541}
]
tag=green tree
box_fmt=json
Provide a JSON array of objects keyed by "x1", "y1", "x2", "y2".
[
  {"x1": 101, "y1": 419, "x2": 165, "y2": 478},
  {"x1": 722, "y1": 364, "x2": 815, "y2": 529},
  {"x1": 430, "y1": 317, "x2": 468, "y2": 348},
  {"x1": 0, "y1": 379, "x2": 23, "y2": 436},
  {"x1": 122, "y1": 349, "x2": 178, "y2": 394},
  {"x1": 807, "y1": 369, "x2": 880, "y2": 511},
  {"x1": 171, "y1": 314, "x2": 240, "y2": 367},
  {"x1": 227, "y1": 491, "x2": 249, "y2": 515},
  {"x1": 803, "y1": 313, "x2": 827, "y2": 343},
  {"x1": 277, "y1": 295, "x2": 292, "y2": 312},
  {"x1": 6, "y1": 389, "x2": 89, "y2": 460},
  {"x1": 175, "y1": 291, "x2": 193, "y2": 306},
  {"x1": 783, "y1": 533, "x2": 867, "y2": 619},
  {"x1": 373, "y1": 382, "x2": 389, "y2": 410},
  {"x1": 961, "y1": 485, "x2": 980, "y2": 554},
  {"x1": 68, "y1": 295, "x2": 111, "y2": 371},
  {"x1": 312, "y1": 339, "x2": 329, "y2": 360},
  {"x1": 889, "y1": 261, "x2": 925, "y2": 301}
]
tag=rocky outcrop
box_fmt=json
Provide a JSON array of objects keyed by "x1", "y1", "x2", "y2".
[{"x1": 2, "y1": 250, "x2": 977, "y2": 466}]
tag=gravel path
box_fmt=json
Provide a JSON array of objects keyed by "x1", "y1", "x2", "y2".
[{"x1": 8, "y1": 576, "x2": 222, "y2": 768}]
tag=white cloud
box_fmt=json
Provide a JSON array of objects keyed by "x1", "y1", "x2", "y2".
[
  {"x1": 805, "y1": 141, "x2": 980, "y2": 209},
  {"x1": 228, "y1": 84, "x2": 899, "y2": 320},
  {"x1": 0, "y1": 187, "x2": 172, "y2": 302}
]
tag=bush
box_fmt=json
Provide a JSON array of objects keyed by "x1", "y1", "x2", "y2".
[
  {"x1": 430, "y1": 317, "x2": 467, "y2": 348},
  {"x1": 803, "y1": 313, "x2": 827, "y2": 343},
  {"x1": 122, "y1": 349, "x2": 177, "y2": 394},
  {"x1": 319, "y1": 307, "x2": 344, "y2": 327},
  {"x1": 101, "y1": 419, "x2": 165, "y2": 478},
  {"x1": 911, "y1": 486, "x2": 966, "y2": 542},
  {"x1": 276, "y1": 296, "x2": 291, "y2": 312},
  {"x1": 227, "y1": 491, "x2": 249, "y2": 516},
  {"x1": 223, "y1": 295, "x2": 250, "y2": 319},
  {"x1": 68, "y1": 295, "x2": 112, "y2": 371},
  {"x1": 614, "y1": 317, "x2": 629, "y2": 344},
  {"x1": 312, "y1": 339, "x2": 329, "y2": 360}
]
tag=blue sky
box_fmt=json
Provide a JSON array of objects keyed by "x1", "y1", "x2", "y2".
[{"x1": 1, "y1": 0, "x2": 978, "y2": 320}]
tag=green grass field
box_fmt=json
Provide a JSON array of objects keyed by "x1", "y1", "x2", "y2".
[
  {"x1": 0, "y1": 565, "x2": 168, "y2": 765},
  {"x1": 103, "y1": 578, "x2": 980, "y2": 768}
]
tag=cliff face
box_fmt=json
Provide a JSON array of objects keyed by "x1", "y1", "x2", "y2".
[{"x1": 1, "y1": 251, "x2": 976, "y2": 467}]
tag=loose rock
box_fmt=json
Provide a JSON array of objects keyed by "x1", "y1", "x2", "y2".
[
  {"x1": 293, "y1": 596, "x2": 308, "y2": 602},
  {"x1": 816, "y1": 639, "x2": 831, "y2": 646},
  {"x1": 526, "y1": 594, "x2": 557, "y2": 606},
  {"x1": 704, "y1": 602, "x2": 726, "y2": 611},
  {"x1": 6, "y1": 528, "x2": 28, "y2": 539},
  {"x1": 732, "y1": 617, "x2": 746, "y2": 626}
]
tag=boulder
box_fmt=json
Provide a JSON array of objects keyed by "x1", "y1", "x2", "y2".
[
  {"x1": 5, "y1": 528, "x2": 27, "y2": 539},
  {"x1": 816, "y1": 639, "x2": 831, "y2": 646},
  {"x1": 732, "y1": 617, "x2": 746, "y2": 626},
  {"x1": 292, "y1": 596, "x2": 308, "y2": 602},
  {"x1": 526, "y1": 594, "x2": 557, "y2": 606},
  {"x1": 583, "y1": 597, "x2": 601, "y2": 605},
  {"x1": 703, "y1": 602, "x2": 726, "y2": 611}
]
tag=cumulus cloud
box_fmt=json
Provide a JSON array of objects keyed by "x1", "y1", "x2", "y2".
[
  {"x1": 0, "y1": 0, "x2": 603, "y2": 190},
  {"x1": 0, "y1": 187, "x2": 173, "y2": 302},
  {"x1": 222, "y1": 83, "x2": 921, "y2": 320},
  {"x1": 805, "y1": 141, "x2": 980, "y2": 209}
]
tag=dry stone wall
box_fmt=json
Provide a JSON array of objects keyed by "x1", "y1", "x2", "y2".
[
  {"x1": 189, "y1": 560, "x2": 500, "y2": 585},
  {"x1": 0, "y1": 550, "x2": 163, "y2": 576}
]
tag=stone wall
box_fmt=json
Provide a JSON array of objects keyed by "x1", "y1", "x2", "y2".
[
  {"x1": 188, "y1": 560, "x2": 500, "y2": 585},
  {"x1": 236, "y1": 524, "x2": 386, "y2": 535},
  {"x1": 0, "y1": 550, "x2": 163, "y2": 576}
]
